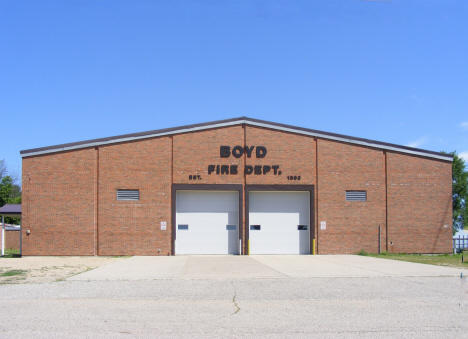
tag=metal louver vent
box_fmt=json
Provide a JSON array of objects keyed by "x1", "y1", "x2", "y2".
[
  {"x1": 117, "y1": 189, "x2": 140, "y2": 201},
  {"x1": 346, "y1": 191, "x2": 367, "y2": 201}
]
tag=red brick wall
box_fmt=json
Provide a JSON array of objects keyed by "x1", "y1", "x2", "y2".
[
  {"x1": 5, "y1": 230, "x2": 20, "y2": 250},
  {"x1": 22, "y1": 149, "x2": 95, "y2": 255},
  {"x1": 173, "y1": 126, "x2": 244, "y2": 185},
  {"x1": 245, "y1": 127, "x2": 316, "y2": 186},
  {"x1": 317, "y1": 140, "x2": 386, "y2": 254},
  {"x1": 386, "y1": 152, "x2": 452, "y2": 253},
  {"x1": 98, "y1": 138, "x2": 172, "y2": 256},
  {"x1": 20, "y1": 124, "x2": 453, "y2": 255}
]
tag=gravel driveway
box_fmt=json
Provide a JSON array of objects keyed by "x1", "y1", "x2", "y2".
[{"x1": 0, "y1": 256, "x2": 126, "y2": 284}]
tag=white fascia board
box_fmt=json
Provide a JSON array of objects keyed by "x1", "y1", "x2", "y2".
[
  {"x1": 21, "y1": 118, "x2": 452, "y2": 162},
  {"x1": 244, "y1": 120, "x2": 452, "y2": 161},
  {"x1": 20, "y1": 120, "x2": 242, "y2": 158}
]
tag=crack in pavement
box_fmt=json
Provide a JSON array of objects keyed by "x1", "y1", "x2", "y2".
[
  {"x1": 230, "y1": 280, "x2": 241, "y2": 315},
  {"x1": 221, "y1": 280, "x2": 240, "y2": 318}
]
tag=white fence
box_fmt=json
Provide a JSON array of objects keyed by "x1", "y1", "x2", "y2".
[{"x1": 453, "y1": 236, "x2": 468, "y2": 253}]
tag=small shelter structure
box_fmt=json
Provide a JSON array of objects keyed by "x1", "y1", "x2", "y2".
[{"x1": 0, "y1": 204, "x2": 22, "y2": 256}]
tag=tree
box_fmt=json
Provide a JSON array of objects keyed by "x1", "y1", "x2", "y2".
[
  {"x1": 0, "y1": 159, "x2": 7, "y2": 178},
  {"x1": 0, "y1": 159, "x2": 22, "y2": 224},
  {"x1": 444, "y1": 152, "x2": 468, "y2": 234}
]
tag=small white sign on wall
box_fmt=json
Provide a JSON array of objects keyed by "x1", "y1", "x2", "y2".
[
  {"x1": 320, "y1": 221, "x2": 326, "y2": 230},
  {"x1": 161, "y1": 221, "x2": 167, "y2": 230}
]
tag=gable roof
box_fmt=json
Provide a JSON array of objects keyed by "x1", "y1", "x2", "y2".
[
  {"x1": 0, "y1": 204, "x2": 21, "y2": 215},
  {"x1": 20, "y1": 117, "x2": 453, "y2": 161}
]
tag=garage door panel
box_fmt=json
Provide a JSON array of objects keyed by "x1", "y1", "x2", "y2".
[
  {"x1": 250, "y1": 213, "x2": 301, "y2": 225},
  {"x1": 177, "y1": 231, "x2": 228, "y2": 242},
  {"x1": 249, "y1": 191, "x2": 310, "y2": 255},
  {"x1": 176, "y1": 243, "x2": 230, "y2": 255},
  {"x1": 177, "y1": 201, "x2": 238, "y2": 213},
  {"x1": 250, "y1": 204, "x2": 308, "y2": 214},
  {"x1": 176, "y1": 191, "x2": 239, "y2": 255},
  {"x1": 251, "y1": 243, "x2": 298, "y2": 255},
  {"x1": 177, "y1": 213, "x2": 231, "y2": 226},
  {"x1": 179, "y1": 212, "x2": 238, "y2": 225},
  {"x1": 177, "y1": 203, "x2": 238, "y2": 213}
]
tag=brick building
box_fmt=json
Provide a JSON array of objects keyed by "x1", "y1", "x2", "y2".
[{"x1": 20, "y1": 117, "x2": 453, "y2": 256}]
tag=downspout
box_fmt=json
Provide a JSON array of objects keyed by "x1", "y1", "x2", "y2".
[
  {"x1": 1, "y1": 215, "x2": 4, "y2": 256},
  {"x1": 19, "y1": 217, "x2": 22, "y2": 257}
]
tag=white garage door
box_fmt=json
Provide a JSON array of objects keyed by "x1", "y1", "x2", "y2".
[
  {"x1": 249, "y1": 191, "x2": 310, "y2": 255},
  {"x1": 176, "y1": 191, "x2": 239, "y2": 255}
]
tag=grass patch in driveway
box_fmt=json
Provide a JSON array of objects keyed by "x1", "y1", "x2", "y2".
[
  {"x1": 0, "y1": 256, "x2": 126, "y2": 284},
  {"x1": 359, "y1": 251, "x2": 468, "y2": 269},
  {"x1": 1, "y1": 269, "x2": 28, "y2": 277},
  {"x1": 0, "y1": 269, "x2": 28, "y2": 284}
]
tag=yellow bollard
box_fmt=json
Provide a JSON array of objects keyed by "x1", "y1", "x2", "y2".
[
  {"x1": 248, "y1": 239, "x2": 250, "y2": 255},
  {"x1": 312, "y1": 239, "x2": 316, "y2": 255}
]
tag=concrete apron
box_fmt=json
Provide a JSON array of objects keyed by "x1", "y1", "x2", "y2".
[{"x1": 67, "y1": 255, "x2": 468, "y2": 281}]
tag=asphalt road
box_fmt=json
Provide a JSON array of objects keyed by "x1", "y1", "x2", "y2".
[{"x1": 1, "y1": 256, "x2": 468, "y2": 338}]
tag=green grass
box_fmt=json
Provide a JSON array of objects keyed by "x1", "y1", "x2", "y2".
[
  {"x1": 1, "y1": 248, "x2": 21, "y2": 258},
  {"x1": 361, "y1": 251, "x2": 468, "y2": 269},
  {"x1": 356, "y1": 249, "x2": 369, "y2": 256},
  {"x1": 0, "y1": 269, "x2": 27, "y2": 277},
  {"x1": 5, "y1": 248, "x2": 20, "y2": 255}
]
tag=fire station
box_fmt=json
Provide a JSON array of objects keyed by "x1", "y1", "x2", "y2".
[{"x1": 20, "y1": 117, "x2": 453, "y2": 255}]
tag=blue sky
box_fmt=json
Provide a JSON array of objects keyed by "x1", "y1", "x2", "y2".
[{"x1": 1, "y1": 0, "x2": 467, "y2": 181}]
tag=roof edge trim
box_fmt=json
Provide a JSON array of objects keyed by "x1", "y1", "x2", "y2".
[{"x1": 20, "y1": 117, "x2": 453, "y2": 162}]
